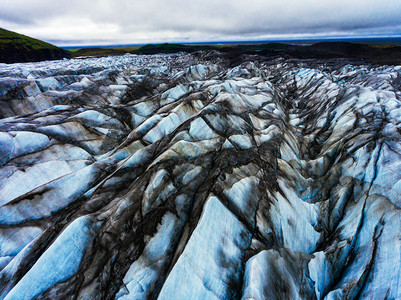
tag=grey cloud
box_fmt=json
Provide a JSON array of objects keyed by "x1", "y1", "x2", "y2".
[
  {"x1": 1, "y1": 0, "x2": 401, "y2": 45},
  {"x1": 0, "y1": 11, "x2": 34, "y2": 25}
]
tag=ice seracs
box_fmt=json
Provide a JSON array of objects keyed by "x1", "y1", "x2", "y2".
[{"x1": 0, "y1": 53, "x2": 400, "y2": 299}]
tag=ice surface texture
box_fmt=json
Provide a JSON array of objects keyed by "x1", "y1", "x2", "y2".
[{"x1": 0, "y1": 53, "x2": 400, "y2": 299}]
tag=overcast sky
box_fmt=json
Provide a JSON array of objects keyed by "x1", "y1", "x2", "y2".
[{"x1": 1, "y1": 0, "x2": 401, "y2": 46}]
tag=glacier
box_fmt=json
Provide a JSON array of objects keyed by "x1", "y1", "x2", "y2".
[{"x1": 0, "y1": 52, "x2": 400, "y2": 299}]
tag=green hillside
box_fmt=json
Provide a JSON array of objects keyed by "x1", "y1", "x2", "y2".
[{"x1": 0, "y1": 27, "x2": 70, "y2": 63}]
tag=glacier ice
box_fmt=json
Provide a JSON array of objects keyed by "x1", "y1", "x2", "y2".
[{"x1": 0, "y1": 52, "x2": 400, "y2": 299}]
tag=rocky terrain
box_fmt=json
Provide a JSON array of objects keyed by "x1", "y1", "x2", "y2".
[{"x1": 0, "y1": 52, "x2": 400, "y2": 299}]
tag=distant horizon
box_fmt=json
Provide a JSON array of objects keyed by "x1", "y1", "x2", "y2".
[{"x1": 58, "y1": 35, "x2": 401, "y2": 49}]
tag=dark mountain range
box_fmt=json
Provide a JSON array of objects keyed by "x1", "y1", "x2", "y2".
[
  {"x1": 130, "y1": 41, "x2": 401, "y2": 64},
  {"x1": 282, "y1": 42, "x2": 401, "y2": 64}
]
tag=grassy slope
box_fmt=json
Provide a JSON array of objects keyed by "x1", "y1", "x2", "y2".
[
  {"x1": 0, "y1": 27, "x2": 70, "y2": 63},
  {"x1": 69, "y1": 46, "x2": 140, "y2": 57},
  {"x1": 0, "y1": 28, "x2": 59, "y2": 51}
]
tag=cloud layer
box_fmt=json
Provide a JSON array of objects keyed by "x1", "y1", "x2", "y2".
[{"x1": 1, "y1": 0, "x2": 401, "y2": 46}]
